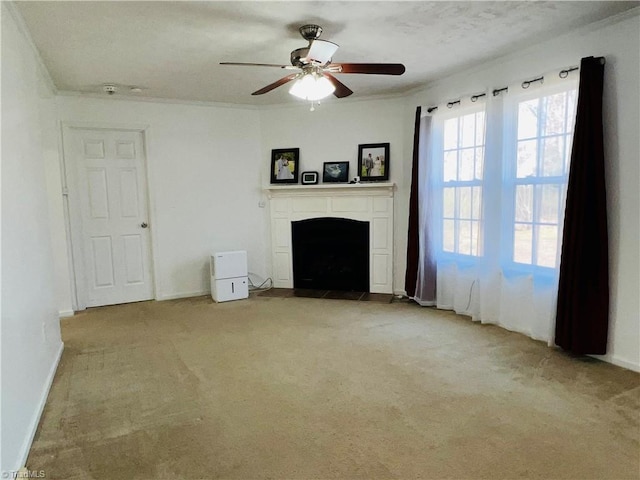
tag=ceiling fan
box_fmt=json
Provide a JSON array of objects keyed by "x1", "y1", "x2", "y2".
[{"x1": 220, "y1": 24, "x2": 405, "y2": 101}]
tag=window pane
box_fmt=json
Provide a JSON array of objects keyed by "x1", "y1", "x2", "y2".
[
  {"x1": 537, "y1": 225, "x2": 558, "y2": 268},
  {"x1": 461, "y1": 114, "x2": 476, "y2": 148},
  {"x1": 541, "y1": 136, "x2": 563, "y2": 176},
  {"x1": 515, "y1": 185, "x2": 533, "y2": 222},
  {"x1": 444, "y1": 118, "x2": 459, "y2": 150},
  {"x1": 517, "y1": 139, "x2": 537, "y2": 178},
  {"x1": 443, "y1": 188, "x2": 455, "y2": 218},
  {"x1": 538, "y1": 185, "x2": 560, "y2": 224},
  {"x1": 564, "y1": 135, "x2": 572, "y2": 174},
  {"x1": 459, "y1": 148, "x2": 474, "y2": 181},
  {"x1": 443, "y1": 219, "x2": 455, "y2": 252},
  {"x1": 458, "y1": 187, "x2": 472, "y2": 219},
  {"x1": 514, "y1": 223, "x2": 533, "y2": 264},
  {"x1": 566, "y1": 90, "x2": 577, "y2": 133},
  {"x1": 475, "y1": 146, "x2": 484, "y2": 180},
  {"x1": 475, "y1": 112, "x2": 485, "y2": 145},
  {"x1": 471, "y1": 220, "x2": 480, "y2": 256},
  {"x1": 518, "y1": 99, "x2": 538, "y2": 139},
  {"x1": 543, "y1": 93, "x2": 567, "y2": 135},
  {"x1": 458, "y1": 220, "x2": 472, "y2": 255},
  {"x1": 444, "y1": 151, "x2": 457, "y2": 181},
  {"x1": 472, "y1": 186, "x2": 482, "y2": 220}
]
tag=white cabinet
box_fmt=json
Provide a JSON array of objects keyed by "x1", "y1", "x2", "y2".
[{"x1": 210, "y1": 251, "x2": 248, "y2": 302}]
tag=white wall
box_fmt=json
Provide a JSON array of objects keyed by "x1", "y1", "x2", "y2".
[
  {"x1": 41, "y1": 97, "x2": 75, "y2": 317},
  {"x1": 1, "y1": 3, "x2": 64, "y2": 472},
  {"x1": 406, "y1": 11, "x2": 640, "y2": 371},
  {"x1": 56, "y1": 95, "x2": 411, "y2": 302},
  {"x1": 259, "y1": 97, "x2": 409, "y2": 293},
  {"x1": 57, "y1": 97, "x2": 267, "y2": 300}
]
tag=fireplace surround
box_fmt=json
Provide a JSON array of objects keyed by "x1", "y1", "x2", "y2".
[{"x1": 266, "y1": 183, "x2": 394, "y2": 294}]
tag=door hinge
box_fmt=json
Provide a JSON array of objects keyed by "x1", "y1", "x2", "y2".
[{"x1": 62, "y1": 187, "x2": 69, "y2": 196}]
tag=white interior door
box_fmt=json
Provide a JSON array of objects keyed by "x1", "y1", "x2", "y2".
[{"x1": 66, "y1": 128, "x2": 154, "y2": 307}]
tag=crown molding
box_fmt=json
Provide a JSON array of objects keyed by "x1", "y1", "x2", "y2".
[{"x1": 56, "y1": 90, "x2": 261, "y2": 110}]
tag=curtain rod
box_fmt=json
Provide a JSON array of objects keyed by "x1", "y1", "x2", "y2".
[
  {"x1": 424, "y1": 61, "x2": 585, "y2": 113},
  {"x1": 559, "y1": 66, "x2": 579, "y2": 78},
  {"x1": 492, "y1": 87, "x2": 508, "y2": 96},
  {"x1": 521, "y1": 75, "x2": 544, "y2": 89}
]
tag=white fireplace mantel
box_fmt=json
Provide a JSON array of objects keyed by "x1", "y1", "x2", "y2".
[
  {"x1": 265, "y1": 183, "x2": 395, "y2": 293},
  {"x1": 266, "y1": 182, "x2": 395, "y2": 195}
]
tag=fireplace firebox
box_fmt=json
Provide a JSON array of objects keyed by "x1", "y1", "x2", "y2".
[{"x1": 291, "y1": 217, "x2": 369, "y2": 292}]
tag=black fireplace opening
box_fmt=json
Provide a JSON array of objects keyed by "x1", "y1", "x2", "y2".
[{"x1": 292, "y1": 217, "x2": 369, "y2": 292}]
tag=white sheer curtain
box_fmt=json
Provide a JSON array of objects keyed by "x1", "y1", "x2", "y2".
[
  {"x1": 413, "y1": 115, "x2": 437, "y2": 306},
  {"x1": 421, "y1": 73, "x2": 578, "y2": 344}
]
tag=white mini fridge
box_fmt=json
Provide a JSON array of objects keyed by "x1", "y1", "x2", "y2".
[{"x1": 210, "y1": 250, "x2": 248, "y2": 302}]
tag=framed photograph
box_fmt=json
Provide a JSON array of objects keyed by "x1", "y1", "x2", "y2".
[
  {"x1": 323, "y1": 162, "x2": 349, "y2": 183},
  {"x1": 270, "y1": 148, "x2": 299, "y2": 184},
  {"x1": 358, "y1": 143, "x2": 390, "y2": 182},
  {"x1": 301, "y1": 171, "x2": 319, "y2": 185}
]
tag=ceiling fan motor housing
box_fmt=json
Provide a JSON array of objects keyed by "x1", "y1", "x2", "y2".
[
  {"x1": 299, "y1": 24, "x2": 322, "y2": 41},
  {"x1": 291, "y1": 47, "x2": 310, "y2": 67}
]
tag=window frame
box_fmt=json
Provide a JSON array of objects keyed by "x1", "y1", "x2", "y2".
[
  {"x1": 432, "y1": 104, "x2": 487, "y2": 262},
  {"x1": 503, "y1": 83, "x2": 577, "y2": 274}
]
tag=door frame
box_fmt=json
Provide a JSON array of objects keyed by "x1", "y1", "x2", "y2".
[{"x1": 61, "y1": 121, "x2": 158, "y2": 310}]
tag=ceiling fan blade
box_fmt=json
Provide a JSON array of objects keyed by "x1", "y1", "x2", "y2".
[
  {"x1": 328, "y1": 63, "x2": 406, "y2": 75},
  {"x1": 220, "y1": 62, "x2": 297, "y2": 70},
  {"x1": 324, "y1": 73, "x2": 353, "y2": 98},
  {"x1": 307, "y1": 39, "x2": 339, "y2": 65},
  {"x1": 251, "y1": 74, "x2": 299, "y2": 95}
]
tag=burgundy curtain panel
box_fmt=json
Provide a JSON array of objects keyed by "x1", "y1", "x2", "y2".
[
  {"x1": 404, "y1": 106, "x2": 421, "y2": 297},
  {"x1": 555, "y1": 56, "x2": 609, "y2": 355}
]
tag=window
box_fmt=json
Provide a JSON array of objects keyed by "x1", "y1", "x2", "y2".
[
  {"x1": 440, "y1": 110, "x2": 485, "y2": 256},
  {"x1": 511, "y1": 88, "x2": 576, "y2": 268},
  {"x1": 429, "y1": 81, "x2": 576, "y2": 271}
]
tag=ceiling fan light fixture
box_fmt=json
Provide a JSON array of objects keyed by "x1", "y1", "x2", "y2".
[{"x1": 289, "y1": 72, "x2": 335, "y2": 101}]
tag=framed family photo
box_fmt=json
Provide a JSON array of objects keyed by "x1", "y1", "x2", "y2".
[
  {"x1": 358, "y1": 143, "x2": 389, "y2": 181},
  {"x1": 322, "y1": 161, "x2": 349, "y2": 183},
  {"x1": 270, "y1": 148, "x2": 299, "y2": 184}
]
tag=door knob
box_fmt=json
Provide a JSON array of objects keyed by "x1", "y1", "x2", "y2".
[{"x1": 141, "y1": 222, "x2": 148, "y2": 228}]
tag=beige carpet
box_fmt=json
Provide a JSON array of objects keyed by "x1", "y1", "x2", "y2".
[{"x1": 28, "y1": 295, "x2": 639, "y2": 479}]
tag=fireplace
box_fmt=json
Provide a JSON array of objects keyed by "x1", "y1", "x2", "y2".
[
  {"x1": 292, "y1": 217, "x2": 369, "y2": 292},
  {"x1": 266, "y1": 183, "x2": 394, "y2": 294}
]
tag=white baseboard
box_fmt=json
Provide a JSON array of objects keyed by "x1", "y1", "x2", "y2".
[
  {"x1": 15, "y1": 341, "x2": 64, "y2": 471},
  {"x1": 58, "y1": 309, "x2": 74, "y2": 318},
  {"x1": 590, "y1": 353, "x2": 640, "y2": 372},
  {"x1": 159, "y1": 291, "x2": 209, "y2": 301}
]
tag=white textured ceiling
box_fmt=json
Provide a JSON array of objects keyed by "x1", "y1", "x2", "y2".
[{"x1": 15, "y1": 1, "x2": 638, "y2": 105}]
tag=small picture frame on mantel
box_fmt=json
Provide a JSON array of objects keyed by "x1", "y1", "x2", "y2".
[
  {"x1": 270, "y1": 148, "x2": 299, "y2": 184},
  {"x1": 322, "y1": 161, "x2": 349, "y2": 183},
  {"x1": 358, "y1": 143, "x2": 390, "y2": 182},
  {"x1": 301, "y1": 171, "x2": 319, "y2": 185}
]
